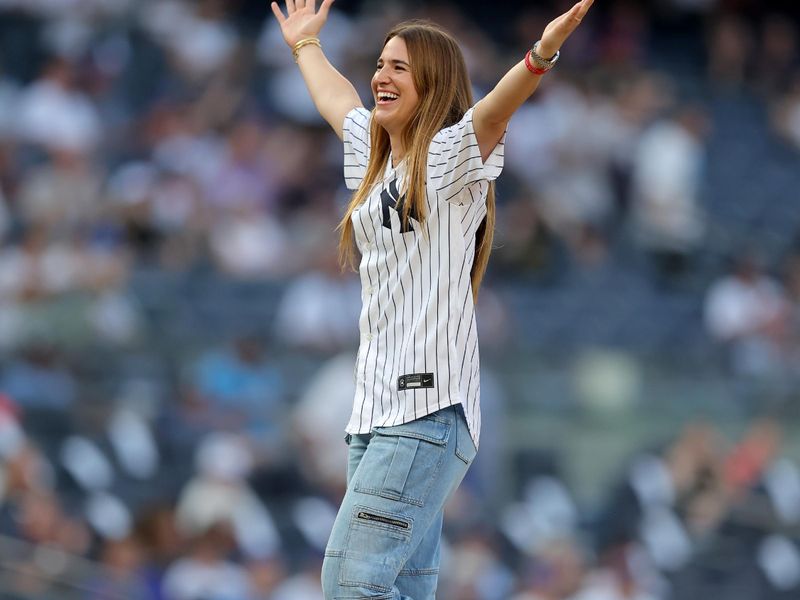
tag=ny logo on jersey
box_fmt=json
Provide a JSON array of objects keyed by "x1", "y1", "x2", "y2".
[{"x1": 381, "y1": 178, "x2": 418, "y2": 233}]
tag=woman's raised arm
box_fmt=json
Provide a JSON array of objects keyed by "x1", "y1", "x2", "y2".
[
  {"x1": 473, "y1": 0, "x2": 595, "y2": 161},
  {"x1": 271, "y1": 0, "x2": 363, "y2": 139}
]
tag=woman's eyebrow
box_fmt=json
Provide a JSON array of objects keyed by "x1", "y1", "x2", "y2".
[{"x1": 378, "y1": 58, "x2": 411, "y2": 67}]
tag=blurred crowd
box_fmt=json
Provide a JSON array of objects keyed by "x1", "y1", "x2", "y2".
[{"x1": 0, "y1": 0, "x2": 799, "y2": 598}]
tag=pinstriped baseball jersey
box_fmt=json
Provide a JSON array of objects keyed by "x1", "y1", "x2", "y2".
[{"x1": 342, "y1": 106, "x2": 505, "y2": 449}]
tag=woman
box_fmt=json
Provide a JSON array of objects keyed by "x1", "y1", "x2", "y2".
[{"x1": 270, "y1": 1, "x2": 594, "y2": 598}]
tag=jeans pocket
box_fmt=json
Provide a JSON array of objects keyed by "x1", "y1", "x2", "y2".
[
  {"x1": 354, "y1": 415, "x2": 451, "y2": 506},
  {"x1": 339, "y1": 504, "x2": 413, "y2": 593}
]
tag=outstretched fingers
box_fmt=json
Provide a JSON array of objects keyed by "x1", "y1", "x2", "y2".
[
  {"x1": 556, "y1": 0, "x2": 592, "y2": 33},
  {"x1": 540, "y1": 0, "x2": 594, "y2": 54},
  {"x1": 574, "y1": 0, "x2": 594, "y2": 24},
  {"x1": 270, "y1": 1, "x2": 286, "y2": 22},
  {"x1": 318, "y1": 0, "x2": 334, "y2": 18},
  {"x1": 285, "y1": 0, "x2": 296, "y2": 14}
]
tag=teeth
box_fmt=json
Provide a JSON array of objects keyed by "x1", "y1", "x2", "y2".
[{"x1": 379, "y1": 92, "x2": 399, "y2": 101}]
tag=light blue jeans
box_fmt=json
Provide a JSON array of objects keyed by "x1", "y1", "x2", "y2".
[{"x1": 321, "y1": 404, "x2": 477, "y2": 599}]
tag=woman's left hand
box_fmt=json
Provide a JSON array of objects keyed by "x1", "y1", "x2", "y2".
[{"x1": 538, "y1": 0, "x2": 595, "y2": 58}]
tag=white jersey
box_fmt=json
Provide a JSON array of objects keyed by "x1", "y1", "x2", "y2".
[{"x1": 342, "y1": 106, "x2": 505, "y2": 448}]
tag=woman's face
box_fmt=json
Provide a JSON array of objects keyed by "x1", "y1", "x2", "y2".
[{"x1": 372, "y1": 36, "x2": 420, "y2": 139}]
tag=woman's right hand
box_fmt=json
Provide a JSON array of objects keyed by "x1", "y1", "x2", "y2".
[{"x1": 270, "y1": 0, "x2": 335, "y2": 48}]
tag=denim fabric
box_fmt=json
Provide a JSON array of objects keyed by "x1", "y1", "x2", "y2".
[{"x1": 322, "y1": 404, "x2": 477, "y2": 600}]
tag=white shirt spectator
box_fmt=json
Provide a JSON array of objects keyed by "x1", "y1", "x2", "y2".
[
  {"x1": 705, "y1": 271, "x2": 787, "y2": 341},
  {"x1": 631, "y1": 116, "x2": 705, "y2": 253},
  {"x1": 15, "y1": 78, "x2": 101, "y2": 152},
  {"x1": 705, "y1": 260, "x2": 790, "y2": 376}
]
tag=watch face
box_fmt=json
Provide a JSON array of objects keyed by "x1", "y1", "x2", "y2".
[{"x1": 533, "y1": 42, "x2": 558, "y2": 66}]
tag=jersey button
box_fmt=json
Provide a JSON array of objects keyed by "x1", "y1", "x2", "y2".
[{"x1": 365, "y1": 333, "x2": 374, "y2": 341}]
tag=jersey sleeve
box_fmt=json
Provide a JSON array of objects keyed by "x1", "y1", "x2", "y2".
[
  {"x1": 429, "y1": 107, "x2": 506, "y2": 203},
  {"x1": 342, "y1": 107, "x2": 372, "y2": 191}
]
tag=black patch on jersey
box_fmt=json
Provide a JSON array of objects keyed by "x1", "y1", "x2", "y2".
[
  {"x1": 381, "y1": 178, "x2": 418, "y2": 233},
  {"x1": 398, "y1": 373, "x2": 434, "y2": 391}
]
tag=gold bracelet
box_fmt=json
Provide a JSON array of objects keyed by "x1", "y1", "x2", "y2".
[{"x1": 292, "y1": 37, "x2": 321, "y2": 62}]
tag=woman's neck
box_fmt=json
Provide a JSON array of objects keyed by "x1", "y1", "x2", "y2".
[{"x1": 389, "y1": 133, "x2": 405, "y2": 168}]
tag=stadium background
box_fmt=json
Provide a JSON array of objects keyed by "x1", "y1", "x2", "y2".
[{"x1": 0, "y1": 0, "x2": 799, "y2": 598}]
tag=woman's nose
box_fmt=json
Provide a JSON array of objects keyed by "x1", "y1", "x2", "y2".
[{"x1": 375, "y1": 66, "x2": 391, "y2": 83}]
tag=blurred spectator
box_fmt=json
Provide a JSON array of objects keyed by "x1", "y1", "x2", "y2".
[
  {"x1": 492, "y1": 190, "x2": 568, "y2": 282},
  {"x1": 629, "y1": 106, "x2": 708, "y2": 284},
  {"x1": 161, "y1": 523, "x2": 253, "y2": 600},
  {"x1": 148, "y1": 102, "x2": 224, "y2": 186},
  {"x1": 291, "y1": 352, "x2": 355, "y2": 495},
  {"x1": 0, "y1": 224, "x2": 135, "y2": 348},
  {"x1": 591, "y1": 421, "x2": 729, "y2": 583},
  {"x1": 185, "y1": 335, "x2": 286, "y2": 451},
  {"x1": 88, "y1": 535, "x2": 150, "y2": 599},
  {"x1": 209, "y1": 204, "x2": 290, "y2": 279},
  {"x1": 246, "y1": 555, "x2": 289, "y2": 599},
  {"x1": 266, "y1": 556, "x2": 325, "y2": 600},
  {"x1": 140, "y1": 0, "x2": 239, "y2": 82},
  {"x1": 204, "y1": 118, "x2": 279, "y2": 214},
  {"x1": 501, "y1": 473, "x2": 579, "y2": 560},
  {"x1": 0, "y1": 427, "x2": 55, "y2": 504},
  {"x1": 722, "y1": 417, "x2": 782, "y2": 497},
  {"x1": 15, "y1": 57, "x2": 101, "y2": 152},
  {"x1": 136, "y1": 505, "x2": 185, "y2": 599},
  {"x1": 87, "y1": 282, "x2": 143, "y2": 346},
  {"x1": 273, "y1": 253, "x2": 360, "y2": 352},
  {"x1": 0, "y1": 343, "x2": 77, "y2": 410},
  {"x1": 570, "y1": 543, "x2": 660, "y2": 600},
  {"x1": 6, "y1": 490, "x2": 91, "y2": 554},
  {"x1": 704, "y1": 252, "x2": 791, "y2": 377},
  {"x1": 0, "y1": 227, "x2": 77, "y2": 302},
  {"x1": 106, "y1": 161, "x2": 162, "y2": 261},
  {"x1": 507, "y1": 81, "x2": 620, "y2": 259},
  {"x1": 107, "y1": 403, "x2": 160, "y2": 484},
  {"x1": 174, "y1": 432, "x2": 281, "y2": 561},
  {"x1": 440, "y1": 531, "x2": 516, "y2": 600},
  {"x1": 511, "y1": 539, "x2": 585, "y2": 600}
]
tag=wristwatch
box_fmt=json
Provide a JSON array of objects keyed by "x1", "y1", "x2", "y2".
[{"x1": 529, "y1": 40, "x2": 560, "y2": 72}]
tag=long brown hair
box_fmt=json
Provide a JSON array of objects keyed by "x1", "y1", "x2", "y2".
[{"x1": 337, "y1": 20, "x2": 496, "y2": 299}]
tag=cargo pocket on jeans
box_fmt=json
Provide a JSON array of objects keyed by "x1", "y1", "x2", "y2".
[
  {"x1": 354, "y1": 415, "x2": 451, "y2": 507},
  {"x1": 339, "y1": 504, "x2": 413, "y2": 594}
]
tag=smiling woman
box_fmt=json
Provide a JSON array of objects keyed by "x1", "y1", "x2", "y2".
[
  {"x1": 373, "y1": 37, "x2": 420, "y2": 150},
  {"x1": 269, "y1": 0, "x2": 594, "y2": 598}
]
